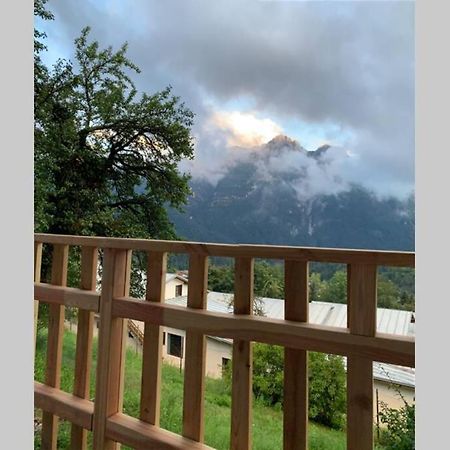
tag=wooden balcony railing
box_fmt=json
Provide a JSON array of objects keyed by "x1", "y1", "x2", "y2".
[{"x1": 34, "y1": 233, "x2": 415, "y2": 450}]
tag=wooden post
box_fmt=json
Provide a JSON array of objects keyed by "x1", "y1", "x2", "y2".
[
  {"x1": 70, "y1": 246, "x2": 98, "y2": 450},
  {"x1": 41, "y1": 244, "x2": 69, "y2": 450},
  {"x1": 93, "y1": 248, "x2": 131, "y2": 450},
  {"x1": 34, "y1": 242, "x2": 43, "y2": 347},
  {"x1": 182, "y1": 254, "x2": 208, "y2": 442},
  {"x1": 140, "y1": 251, "x2": 167, "y2": 426},
  {"x1": 283, "y1": 260, "x2": 309, "y2": 450},
  {"x1": 230, "y1": 257, "x2": 254, "y2": 450},
  {"x1": 347, "y1": 263, "x2": 377, "y2": 450}
]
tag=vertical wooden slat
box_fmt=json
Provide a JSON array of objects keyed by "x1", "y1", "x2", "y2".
[
  {"x1": 41, "y1": 243, "x2": 69, "y2": 450},
  {"x1": 283, "y1": 260, "x2": 309, "y2": 450},
  {"x1": 140, "y1": 251, "x2": 167, "y2": 426},
  {"x1": 182, "y1": 254, "x2": 208, "y2": 441},
  {"x1": 34, "y1": 242, "x2": 43, "y2": 346},
  {"x1": 347, "y1": 263, "x2": 377, "y2": 450},
  {"x1": 70, "y1": 246, "x2": 98, "y2": 449},
  {"x1": 231, "y1": 257, "x2": 254, "y2": 450},
  {"x1": 93, "y1": 248, "x2": 131, "y2": 450}
]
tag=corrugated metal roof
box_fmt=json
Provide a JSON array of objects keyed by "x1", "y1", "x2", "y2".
[
  {"x1": 163, "y1": 292, "x2": 415, "y2": 388},
  {"x1": 167, "y1": 293, "x2": 415, "y2": 335}
]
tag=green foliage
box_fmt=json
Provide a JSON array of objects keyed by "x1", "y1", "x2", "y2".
[
  {"x1": 252, "y1": 343, "x2": 284, "y2": 405},
  {"x1": 254, "y1": 261, "x2": 284, "y2": 298},
  {"x1": 35, "y1": 329, "x2": 356, "y2": 450},
  {"x1": 309, "y1": 272, "x2": 326, "y2": 302},
  {"x1": 308, "y1": 353, "x2": 346, "y2": 429},
  {"x1": 379, "y1": 267, "x2": 415, "y2": 295},
  {"x1": 35, "y1": 4, "x2": 194, "y2": 241},
  {"x1": 379, "y1": 400, "x2": 415, "y2": 450},
  {"x1": 252, "y1": 344, "x2": 347, "y2": 429},
  {"x1": 312, "y1": 268, "x2": 415, "y2": 311},
  {"x1": 377, "y1": 277, "x2": 400, "y2": 309},
  {"x1": 320, "y1": 270, "x2": 347, "y2": 304},
  {"x1": 208, "y1": 265, "x2": 235, "y2": 293},
  {"x1": 207, "y1": 261, "x2": 284, "y2": 299},
  {"x1": 206, "y1": 262, "x2": 414, "y2": 311}
]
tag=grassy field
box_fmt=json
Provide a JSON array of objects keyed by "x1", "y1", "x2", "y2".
[{"x1": 34, "y1": 328, "x2": 383, "y2": 449}]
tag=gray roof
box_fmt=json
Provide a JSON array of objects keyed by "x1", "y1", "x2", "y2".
[
  {"x1": 165, "y1": 292, "x2": 415, "y2": 388},
  {"x1": 167, "y1": 292, "x2": 415, "y2": 336}
]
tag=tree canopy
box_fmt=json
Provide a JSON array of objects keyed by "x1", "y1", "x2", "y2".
[{"x1": 35, "y1": 0, "x2": 194, "y2": 239}]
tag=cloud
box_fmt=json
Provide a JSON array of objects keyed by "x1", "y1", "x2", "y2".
[
  {"x1": 208, "y1": 111, "x2": 283, "y2": 147},
  {"x1": 41, "y1": 0, "x2": 414, "y2": 198}
]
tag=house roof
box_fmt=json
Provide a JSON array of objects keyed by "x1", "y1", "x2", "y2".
[
  {"x1": 165, "y1": 292, "x2": 415, "y2": 388},
  {"x1": 165, "y1": 273, "x2": 189, "y2": 284}
]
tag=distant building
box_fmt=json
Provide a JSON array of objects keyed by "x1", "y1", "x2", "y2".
[{"x1": 163, "y1": 272, "x2": 188, "y2": 299}]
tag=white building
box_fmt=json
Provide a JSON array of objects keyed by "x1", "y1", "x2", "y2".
[{"x1": 163, "y1": 272, "x2": 188, "y2": 299}]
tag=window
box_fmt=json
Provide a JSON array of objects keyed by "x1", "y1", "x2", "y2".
[
  {"x1": 222, "y1": 357, "x2": 231, "y2": 374},
  {"x1": 168, "y1": 333, "x2": 183, "y2": 357},
  {"x1": 175, "y1": 284, "x2": 183, "y2": 297},
  {"x1": 163, "y1": 332, "x2": 166, "y2": 346}
]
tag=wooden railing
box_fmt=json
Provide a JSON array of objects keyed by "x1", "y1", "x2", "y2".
[{"x1": 34, "y1": 233, "x2": 415, "y2": 450}]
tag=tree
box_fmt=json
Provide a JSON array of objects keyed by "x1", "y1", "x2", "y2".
[
  {"x1": 254, "y1": 261, "x2": 284, "y2": 299},
  {"x1": 35, "y1": 0, "x2": 195, "y2": 324},
  {"x1": 251, "y1": 343, "x2": 347, "y2": 429},
  {"x1": 308, "y1": 352, "x2": 346, "y2": 429},
  {"x1": 208, "y1": 265, "x2": 235, "y2": 293},
  {"x1": 320, "y1": 270, "x2": 347, "y2": 304},
  {"x1": 35, "y1": 2, "x2": 194, "y2": 240},
  {"x1": 309, "y1": 272, "x2": 325, "y2": 302},
  {"x1": 377, "y1": 276, "x2": 401, "y2": 309}
]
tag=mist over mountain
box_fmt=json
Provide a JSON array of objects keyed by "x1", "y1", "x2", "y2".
[{"x1": 169, "y1": 136, "x2": 414, "y2": 251}]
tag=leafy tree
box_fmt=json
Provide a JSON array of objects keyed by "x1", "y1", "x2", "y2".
[
  {"x1": 207, "y1": 261, "x2": 284, "y2": 297},
  {"x1": 377, "y1": 276, "x2": 401, "y2": 309},
  {"x1": 35, "y1": 2, "x2": 194, "y2": 240},
  {"x1": 309, "y1": 272, "x2": 325, "y2": 302},
  {"x1": 308, "y1": 352, "x2": 346, "y2": 429},
  {"x1": 252, "y1": 344, "x2": 284, "y2": 404},
  {"x1": 35, "y1": 0, "x2": 195, "y2": 323},
  {"x1": 208, "y1": 265, "x2": 235, "y2": 293},
  {"x1": 254, "y1": 261, "x2": 284, "y2": 299},
  {"x1": 379, "y1": 267, "x2": 415, "y2": 296},
  {"x1": 320, "y1": 270, "x2": 347, "y2": 304},
  {"x1": 399, "y1": 291, "x2": 415, "y2": 311},
  {"x1": 251, "y1": 344, "x2": 347, "y2": 429}
]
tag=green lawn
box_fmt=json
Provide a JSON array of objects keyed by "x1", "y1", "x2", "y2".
[{"x1": 34, "y1": 328, "x2": 383, "y2": 449}]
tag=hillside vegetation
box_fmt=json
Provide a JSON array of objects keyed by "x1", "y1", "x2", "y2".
[{"x1": 34, "y1": 329, "x2": 383, "y2": 450}]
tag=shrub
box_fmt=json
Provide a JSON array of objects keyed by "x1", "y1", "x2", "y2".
[
  {"x1": 308, "y1": 353, "x2": 346, "y2": 429},
  {"x1": 379, "y1": 397, "x2": 415, "y2": 450},
  {"x1": 252, "y1": 343, "x2": 347, "y2": 429}
]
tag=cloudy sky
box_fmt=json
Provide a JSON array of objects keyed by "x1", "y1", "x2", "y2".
[{"x1": 38, "y1": 0, "x2": 415, "y2": 198}]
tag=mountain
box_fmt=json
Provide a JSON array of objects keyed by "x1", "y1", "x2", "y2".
[{"x1": 169, "y1": 136, "x2": 414, "y2": 251}]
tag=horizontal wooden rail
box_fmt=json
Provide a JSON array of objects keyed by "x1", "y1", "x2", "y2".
[
  {"x1": 105, "y1": 413, "x2": 214, "y2": 450},
  {"x1": 112, "y1": 297, "x2": 414, "y2": 367},
  {"x1": 34, "y1": 233, "x2": 415, "y2": 267},
  {"x1": 34, "y1": 382, "x2": 94, "y2": 430},
  {"x1": 34, "y1": 283, "x2": 100, "y2": 312}
]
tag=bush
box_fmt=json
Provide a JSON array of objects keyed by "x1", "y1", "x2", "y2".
[
  {"x1": 252, "y1": 343, "x2": 347, "y2": 429},
  {"x1": 308, "y1": 353, "x2": 346, "y2": 429},
  {"x1": 379, "y1": 398, "x2": 415, "y2": 450}
]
